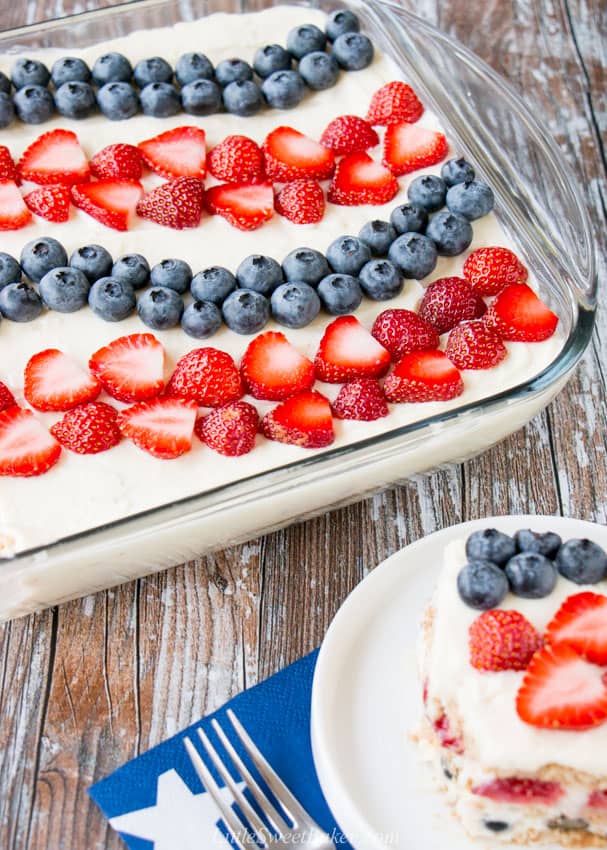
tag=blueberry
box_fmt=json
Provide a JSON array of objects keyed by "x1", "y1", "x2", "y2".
[
  {"x1": 325, "y1": 9, "x2": 360, "y2": 41},
  {"x1": 327, "y1": 235, "x2": 371, "y2": 276},
  {"x1": 222, "y1": 289, "x2": 270, "y2": 334},
  {"x1": 446, "y1": 180, "x2": 494, "y2": 220},
  {"x1": 51, "y1": 57, "x2": 91, "y2": 87},
  {"x1": 0, "y1": 253, "x2": 22, "y2": 290},
  {"x1": 97, "y1": 82, "x2": 139, "y2": 120},
  {"x1": 88, "y1": 277, "x2": 136, "y2": 321},
  {"x1": 175, "y1": 52, "x2": 214, "y2": 86},
  {"x1": 515, "y1": 529, "x2": 562, "y2": 559},
  {"x1": 253, "y1": 44, "x2": 292, "y2": 78},
  {"x1": 359, "y1": 220, "x2": 397, "y2": 256},
  {"x1": 441, "y1": 157, "x2": 475, "y2": 187},
  {"x1": 20, "y1": 237, "x2": 67, "y2": 283},
  {"x1": 408, "y1": 175, "x2": 447, "y2": 212},
  {"x1": 0, "y1": 282, "x2": 43, "y2": 322},
  {"x1": 11, "y1": 58, "x2": 50, "y2": 90},
  {"x1": 262, "y1": 71, "x2": 305, "y2": 109},
  {"x1": 92, "y1": 52, "x2": 133, "y2": 86},
  {"x1": 390, "y1": 203, "x2": 428, "y2": 235},
  {"x1": 215, "y1": 59, "x2": 253, "y2": 87},
  {"x1": 181, "y1": 79, "x2": 222, "y2": 116},
  {"x1": 39, "y1": 267, "x2": 90, "y2": 313},
  {"x1": 0, "y1": 92, "x2": 14, "y2": 128},
  {"x1": 236, "y1": 255, "x2": 283, "y2": 295},
  {"x1": 112, "y1": 254, "x2": 150, "y2": 290},
  {"x1": 388, "y1": 233, "x2": 437, "y2": 279},
  {"x1": 298, "y1": 52, "x2": 339, "y2": 91},
  {"x1": 70, "y1": 244, "x2": 113, "y2": 283},
  {"x1": 0, "y1": 72, "x2": 11, "y2": 94},
  {"x1": 140, "y1": 82, "x2": 181, "y2": 117},
  {"x1": 466, "y1": 528, "x2": 516, "y2": 566},
  {"x1": 556, "y1": 539, "x2": 607, "y2": 584},
  {"x1": 150, "y1": 258, "x2": 192, "y2": 294},
  {"x1": 137, "y1": 286, "x2": 184, "y2": 330},
  {"x1": 332, "y1": 32, "x2": 374, "y2": 70},
  {"x1": 190, "y1": 266, "x2": 236, "y2": 305},
  {"x1": 359, "y1": 259, "x2": 403, "y2": 300},
  {"x1": 317, "y1": 273, "x2": 362, "y2": 315},
  {"x1": 484, "y1": 822, "x2": 510, "y2": 834},
  {"x1": 286, "y1": 24, "x2": 327, "y2": 59},
  {"x1": 14, "y1": 85, "x2": 54, "y2": 124},
  {"x1": 133, "y1": 57, "x2": 173, "y2": 87},
  {"x1": 505, "y1": 552, "x2": 558, "y2": 599},
  {"x1": 282, "y1": 248, "x2": 330, "y2": 286},
  {"x1": 271, "y1": 281, "x2": 320, "y2": 328},
  {"x1": 425, "y1": 211, "x2": 473, "y2": 256},
  {"x1": 55, "y1": 81, "x2": 96, "y2": 119},
  {"x1": 223, "y1": 80, "x2": 263, "y2": 116},
  {"x1": 457, "y1": 560, "x2": 509, "y2": 610},
  {"x1": 181, "y1": 300, "x2": 222, "y2": 339}
]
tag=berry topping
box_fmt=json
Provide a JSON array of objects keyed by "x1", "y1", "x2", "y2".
[
  {"x1": 138, "y1": 126, "x2": 206, "y2": 180},
  {"x1": 441, "y1": 157, "x2": 475, "y2": 187},
  {"x1": 207, "y1": 135, "x2": 264, "y2": 183},
  {"x1": 39, "y1": 267, "x2": 90, "y2": 313},
  {"x1": 97, "y1": 81, "x2": 139, "y2": 121},
  {"x1": 359, "y1": 259, "x2": 403, "y2": 301},
  {"x1": 90, "y1": 143, "x2": 143, "y2": 180},
  {"x1": 0, "y1": 407, "x2": 61, "y2": 477},
  {"x1": 136, "y1": 176, "x2": 204, "y2": 230},
  {"x1": 466, "y1": 528, "x2": 516, "y2": 566},
  {"x1": 261, "y1": 70, "x2": 306, "y2": 109},
  {"x1": 286, "y1": 24, "x2": 327, "y2": 59},
  {"x1": 463, "y1": 246, "x2": 528, "y2": 296},
  {"x1": 515, "y1": 529, "x2": 562, "y2": 559},
  {"x1": 205, "y1": 181, "x2": 274, "y2": 231},
  {"x1": 24, "y1": 349, "x2": 101, "y2": 412},
  {"x1": 0, "y1": 282, "x2": 43, "y2": 321},
  {"x1": 275, "y1": 179, "x2": 325, "y2": 224},
  {"x1": 366, "y1": 81, "x2": 423, "y2": 126},
  {"x1": 320, "y1": 115, "x2": 379, "y2": 155},
  {"x1": 298, "y1": 52, "x2": 339, "y2": 91},
  {"x1": 445, "y1": 320, "x2": 507, "y2": 370},
  {"x1": 446, "y1": 180, "x2": 494, "y2": 220},
  {"x1": 556, "y1": 539, "x2": 607, "y2": 584},
  {"x1": 138, "y1": 287, "x2": 184, "y2": 331},
  {"x1": 388, "y1": 233, "x2": 438, "y2": 279},
  {"x1": 505, "y1": 552, "x2": 558, "y2": 599},
  {"x1": 484, "y1": 283, "x2": 559, "y2": 342},
  {"x1": 21, "y1": 237, "x2": 67, "y2": 282},
  {"x1": 69, "y1": 245, "x2": 113, "y2": 281},
  {"x1": 0, "y1": 382, "x2": 16, "y2": 412},
  {"x1": 432, "y1": 714, "x2": 464, "y2": 753},
  {"x1": 72, "y1": 178, "x2": 143, "y2": 231},
  {"x1": 472, "y1": 778, "x2": 563, "y2": 805},
  {"x1": 240, "y1": 331, "x2": 315, "y2": 401},
  {"x1": 371, "y1": 308, "x2": 439, "y2": 359},
  {"x1": 327, "y1": 235, "x2": 371, "y2": 276},
  {"x1": 317, "y1": 273, "x2": 362, "y2": 315},
  {"x1": 14, "y1": 85, "x2": 54, "y2": 125},
  {"x1": 328, "y1": 152, "x2": 399, "y2": 206},
  {"x1": 271, "y1": 282, "x2": 320, "y2": 329},
  {"x1": 167, "y1": 348, "x2": 243, "y2": 407},
  {"x1": 92, "y1": 52, "x2": 132, "y2": 86},
  {"x1": 223, "y1": 80, "x2": 264, "y2": 117},
  {"x1": 0, "y1": 181, "x2": 32, "y2": 230},
  {"x1": 236, "y1": 255, "x2": 282, "y2": 296},
  {"x1": 118, "y1": 397, "x2": 197, "y2": 460},
  {"x1": 24, "y1": 185, "x2": 71, "y2": 223},
  {"x1": 197, "y1": 401, "x2": 259, "y2": 457},
  {"x1": 332, "y1": 378, "x2": 389, "y2": 421},
  {"x1": 418, "y1": 276, "x2": 483, "y2": 335},
  {"x1": 140, "y1": 82, "x2": 181, "y2": 118},
  {"x1": 383, "y1": 350, "x2": 464, "y2": 403},
  {"x1": 263, "y1": 126, "x2": 335, "y2": 182},
  {"x1": 88, "y1": 276, "x2": 136, "y2": 322},
  {"x1": 408, "y1": 174, "x2": 447, "y2": 212},
  {"x1": 425, "y1": 211, "x2": 473, "y2": 257},
  {"x1": 0, "y1": 146, "x2": 17, "y2": 182},
  {"x1": 546, "y1": 592, "x2": 607, "y2": 666},
  {"x1": 222, "y1": 290, "x2": 270, "y2": 334},
  {"x1": 382, "y1": 122, "x2": 448, "y2": 176},
  {"x1": 50, "y1": 401, "x2": 121, "y2": 455},
  {"x1": 261, "y1": 390, "x2": 334, "y2": 449},
  {"x1": 469, "y1": 610, "x2": 544, "y2": 672},
  {"x1": 89, "y1": 333, "x2": 165, "y2": 403},
  {"x1": 457, "y1": 560, "x2": 509, "y2": 610},
  {"x1": 253, "y1": 44, "x2": 292, "y2": 79},
  {"x1": 358, "y1": 219, "x2": 397, "y2": 256},
  {"x1": 315, "y1": 315, "x2": 391, "y2": 382},
  {"x1": 17, "y1": 129, "x2": 89, "y2": 186},
  {"x1": 588, "y1": 791, "x2": 607, "y2": 810},
  {"x1": 325, "y1": 9, "x2": 360, "y2": 41}
]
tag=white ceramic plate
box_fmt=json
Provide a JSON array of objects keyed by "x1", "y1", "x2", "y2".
[{"x1": 311, "y1": 515, "x2": 607, "y2": 850}]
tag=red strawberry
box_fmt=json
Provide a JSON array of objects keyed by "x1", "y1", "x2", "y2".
[
  {"x1": 328, "y1": 152, "x2": 399, "y2": 206},
  {"x1": 24, "y1": 185, "x2": 71, "y2": 223},
  {"x1": 207, "y1": 135, "x2": 264, "y2": 183},
  {"x1": 0, "y1": 181, "x2": 32, "y2": 230},
  {"x1": 472, "y1": 778, "x2": 563, "y2": 805},
  {"x1": 118, "y1": 397, "x2": 197, "y2": 460},
  {"x1": 89, "y1": 334, "x2": 165, "y2": 403},
  {"x1": 0, "y1": 382, "x2": 16, "y2": 412},
  {"x1": 320, "y1": 115, "x2": 379, "y2": 155},
  {"x1": 0, "y1": 146, "x2": 17, "y2": 182},
  {"x1": 484, "y1": 282, "x2": 559, "y2": 342},
  {"x1": 275, "y1": 179, "x2": 325, "y2": 224},
  {"x1": 445, "y1": 320, "x2": 507, "y2": 369},
  {"x1": 315, "y1": 315, "x2": 391, "y2": 383},
  {"x1": 516, "y1": 643, "x2": 607, "y2": 730},
  {"x1": 332, "y1": 378, "x2": 389, "y2": 421},
  {"x1": 469, "y1": 610, "x2": 544, "y2": 672},
  {"x1": 263, "y1": 126, "x2": 335, "y2": 182},
  {"x1": 205, "y1": 181, "x2": 273, "y2": 231},
  {"x1": 383, "y1": 350, "x2": 464, "y2": 403},
  {"x1": 90, "y1": 143, "x2": 143, "y2": 180},
  {"x1": 138, "y1": 126, "x2": 206, "y2": 180},
  {"x1": 72, "y1": 179, "x2": 143, "y2": 231},
  {"x1": 432, "y1": 714, "x2": 464, "y2": 753},
  {"x1": 50, "y1": 401, "x2": 121, "y2": 455},
  {"x1": 383, "y1": 122, "x2": 448, "y2": 176},
  {"x1": 371, "y1": 308, "x2": 439, "y2": 360},
  {"x1": 196, "y1": 401, "x2": 259, "y2": 457},
  {"x1": 167, "y1": 348, "x2": 243, "y2": 407},
  {"x1": 0, "y1": 407, "x2": 61, "y2": 477},
  {"x1": 240, "y1": 332, "x2": 315, "y2": 401},
  {"x1": 588, "y1": 791, "x2": 607, "y2": 810},
  {"x1": 24, "y1": 349, "x2": 101, "y2": 412},
  {"x1": 261, "y1": 390, "x2": 334, "y2": 449},
  {"x1": 418, "y1": 276, "x2": 483, "y2": 335},
  {"x1": 366, "y1": 81, "x2": 424, "y2": 126},
  {"x1": 136, "y1": 176, "x2": 204, "y2": 229},
  {"x1": 463, "y1": 246, "x2": 528, "y2": 296},
  {"x1": 17, "y1": 129, "x2": 89, "y2": 186},
  {"x1": 546, "y1": 592, "x2": 607, "y2": 666}
]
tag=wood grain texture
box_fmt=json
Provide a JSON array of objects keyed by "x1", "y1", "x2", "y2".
[{"x1": 0, "y1": 1, "x2": 606, "y2": 848}]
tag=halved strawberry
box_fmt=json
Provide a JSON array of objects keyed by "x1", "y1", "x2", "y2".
[
  {"x1": 17, "y1": 129, "x2": 89, "y2": 186},
  {"x1": 0, "y1": 382, "x2": 16, "y2": 412},
  {"x1": 383, "y1": 122, "x2": 448, "y2": 176},
  {"x1": 118, "y1": 397, "x2": 197, "y2": 460},
  {"x1": 207, "y1": 135, "x2": 264, "y2": 183},
  {"x1": 51, "y1": 401, "x2": 122, "y2": 455},
  {"x1": 240, "y1": 331, "x2": 315, "y2": 401},
  {"x1": 371, "y1": 308, "x2": 439, "y2": 360},
  {"x1": 136, "y1": 177, "x2": 205, "y2": 230},
  {"x1": 315, "y1": 315, "x2": 391, "y2": 383},
  {"x1": 328, "y1": 152, "x2": 399, "y2": 206},
  {"x1": 0, "y1": 181, "x2": 32, "y2": 231},
  {"x1": 418, "y1": 276, "x2": 482, "y2": 335},
  {"x1": 261, "y1": 390, "x2": 334, "y2": 449},
  {"x1": 383, "y1": 350, "x2": 464, "y2": 403},
  {"x1": 588, "y1": 791, "x2": 607, "y2": 810},
  {"x1": 546, "y1": 592, "x2": 607, "y2": 666},
  {"x1": 72, "y1": 179, "x2": 143, "y2": 231},
  {"x1": 463, "y1": 246, "x2": 528, "y2": 296},
  {"x1": 472, "y1": 778, "x2": 563, "y2": 805},
  {"x1": 275, "y1": 180, "x2": 325, "y2": 224},
  {"x1": 24, "y1": 349, "x2": 101, "y2": 412},
  {"x1": 0, "y1": 146, "x2": 17, "y2": 182},
  {"x1": 484, "y1": 282, "x2": 559, "y2": 342},
  {"x1": 332, "y1": 378, "x2": 389, "y2": 421},
  {"x1": 205, "y1": 181, "x2": 273, "y2": 231},
  {"x1": 0, "y1": 407, "x2": 61, "y2": 477},
  {"x1": 89, "y1": 334, "x2": 165, "y2": 403},
  {"x1": 167, "y1": 348, "x2": 243, "y2": 407},
  {"x1": 24, "y1": 185, "x2": 71, "y2": 223},
  {"x1": 263, "y1": 127, "x2": 335, "y2": 182},
  {"x1": 445, "y1": 320, "x2": 507, "y2": 369},
  {"x1": 366, "y1": 81, "x2": 424, "y2": 126},
  {"x1": 90, "y1": 143, "x2": 143, "y2": 181},
  {"x1": 138, "y1": 126, "x2": 206, "y2": 180},
  {"x1": 469, "y1": 610, "x2": 544, "y2": 672},
  {"x1": 196, "y1": 401, "x2": 259, "y2": 457},
  {"x1": 516, "y1": 643, "x2": 607, "y2": 730},
  {"x1": 320, "y1": 115, "x2": 379, "y2": 155}
]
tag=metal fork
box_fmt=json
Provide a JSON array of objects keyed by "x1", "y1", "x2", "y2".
[{"x1": 184, "y1": 708, "x2": 335, "y2": 849}]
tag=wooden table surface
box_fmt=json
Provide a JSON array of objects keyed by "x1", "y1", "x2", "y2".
[{"x1": 0, "y1": 1, "x2": 605, "y2": 848}]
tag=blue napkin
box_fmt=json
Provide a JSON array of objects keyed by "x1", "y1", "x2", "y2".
[{"x1": 89, "y1": 649, "x2": 353, "y2": 850}]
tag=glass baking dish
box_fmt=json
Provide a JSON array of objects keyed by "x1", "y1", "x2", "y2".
[{"x1": 0, "y1": 0, "x2": 597, "y2": 621}]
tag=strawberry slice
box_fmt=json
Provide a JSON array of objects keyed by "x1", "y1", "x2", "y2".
[
  {"x1": 315, "y1": 315, "x2": 391, "y2": 383},
  {"x1": 72, "y1": 179, "x2": 143, "y2": 231},
  {"x1": 366, "y1": 81, "x2": 424, "y2": 126},
  {"x1": 24, "y1": 185, "x2": 71, "y2": 223},
  {"x1": 24, "y1": 349, "x2": 101, "y2": 412},
  {"x1": 472, "y1": 778, "x2": 563, "y2": 805},
  {"x1": 89, "y1": 334, "x2": 165, "y2": 403},
  {"x1": 371, "y1": 308, "x2": 439, "y2": 360},
  {"x1": 138, "y1": 126, "x2": 206, "y2": 180},
  {"x1": 546, "y1": 592, "x2": 607, "y2": 666},
  {"x1": 91, "y1": 143, "x2": 144, "y2": 181},
  {"x1": 320, "y1": 115, "x2": 379, "y2": 155},
  {"x1": 240, "y1": 331, "x2": 315, "y2": 401},
  {"x1": 516, "y1": 643, "x2": 607, "y2": 730},
  {"x1": 261, "y1": 390, "x2": 334, "y2": 449},
  {"x1": 118, "y1": 397, "x2": 197, "y2": 460},
  {"x1": 383, "y1": 122, "x2": 448, "y2": 176},
  {"x1": 275, "y1": 179, "x2": 325, "y2": 224},
  {"x1": 463, "y1": 246, "x2": 528, "y2": 296},
  {"x1": 196, "y1": 401, "x2": 259, "y2": 457},
  {"x1": 51, "y1": 401, "x2": 122, "y2": 455},
  {"x1": 588, "y1": 791, "x2": 607, "y2": 810},
  {"x1": 263, "y1": 126, "x2": 335, "y2": 182},
  {"x1": 207, "y1": 135, "x2": 264, "y2": 184},
  {"x1": 0, "y1": 407, "x2": 61, "y2": 477},
  {"x1": 0, "y1": 146, "x2": 17, "y2": 182},
  {"x1": 418, "y1": 276, "x2": 483, "y2": 335},
  {"x1": 445, "y1": 320, "x2": 507, "y2": 370},
  {"x1": 469, "y1": 610, "x2": 544, "y2": 672},
  {"x1": 205, "y1": 181, "x2": 273, "y2": 231},
  {"x1": 0, "y1": 382, "x2": 16, "y2": 412},
  {"x1": 484, "y1": 282, "x2": 559, "y2": 342},
  {"x1": 136, "y1": 176, "x2": 205, "y2": 230},
  {"x1": 332, "y1": 378, "x2": 389, "y2": 421},
  {"x1": 0, "y1": 181, "x2": 32, "y2": 231},
  {"x1": 17, "y1": 129, "x2": 89, "y2": 186},
  {"x1": 328, "y1": 152, "x2": 399, "y2": 206},
  {"x1": 383, "y1": 350, "x2": 464, "y2": 403},
  {"x1": 167, "y1": 348, "x2": 243, "y2": 407}
]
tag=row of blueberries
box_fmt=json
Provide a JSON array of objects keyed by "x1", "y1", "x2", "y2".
[{"x1": 0, "y1": 11, "x2": 372, "y2": 126}]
